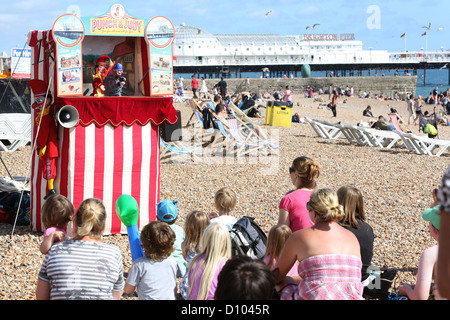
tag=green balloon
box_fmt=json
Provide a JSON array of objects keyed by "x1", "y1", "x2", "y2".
[{"x1": 115, "y1": 194, "x2": 139, "y2": 227}]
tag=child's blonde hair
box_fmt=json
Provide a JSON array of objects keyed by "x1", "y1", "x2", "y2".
[
  {"x1": 187, "y1": 223, "x2": 231, "y2": 300},
  {"x1": 264, "y1": 224, "x2": 292, "y2": 269},
  {"x1": 41, "y1": 195, "x2": 74, "y2": 229},
  {"x1": 75, "y1": 198, "x2": 106, "y2": 239},
  {"x1": 214, "y1": 187, "x2": 237, "y2": 214},
  {"x1": 183, "y1": 210, "x2": 210, "y2": 255}
]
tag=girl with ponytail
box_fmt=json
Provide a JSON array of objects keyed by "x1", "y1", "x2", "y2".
[{"x1": 278, "y1": 156, "x2": 321, "y2": 232}]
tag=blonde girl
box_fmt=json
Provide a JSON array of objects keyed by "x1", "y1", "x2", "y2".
[
  {"x1": 187, "y1": 222, "x2": 231, "y2": 300},
  {"x1": 180, "y1": 210, "x2": 210, "y2": 299},
  {"x1": 263, "y1": 224, "x2": 299, "y2": 278}
]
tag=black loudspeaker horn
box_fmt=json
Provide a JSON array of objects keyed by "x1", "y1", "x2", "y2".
[{"x1": 57, "y1": 105, "x2": 79, "y2": 128}]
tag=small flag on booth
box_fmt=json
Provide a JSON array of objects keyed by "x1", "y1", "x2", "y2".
[
  {"x1": 421, "y1": 32, "x2": 427, "y2": 36},
  {"x1": 400, "y1": 33, "x2": 406, "y2": 38}
]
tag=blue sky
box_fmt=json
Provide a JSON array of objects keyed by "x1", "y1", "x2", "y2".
[{"x1": 1, "y1": 0, "x2": 449, "y2": 55}]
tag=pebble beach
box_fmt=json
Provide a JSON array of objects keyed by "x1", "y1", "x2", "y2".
[{"x1": 0, "y1": 90, "x2": 449, "y2": 300}]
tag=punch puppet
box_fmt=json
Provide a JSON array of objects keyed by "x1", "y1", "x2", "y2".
[
  {"x1": 92, "y1": 55, "x2": 116, "y2": 97},
  {"x1": 28, "y1": 79, "x2": 59, "y2": 200}
]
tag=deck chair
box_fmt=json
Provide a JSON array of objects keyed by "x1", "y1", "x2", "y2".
[
  {"x1": 0, "y1": 114, "x2": 31, "y2": 152},
  {"x1": 336, "y1": 125, "x2": 370, "y2": 146},
  {"x1": 393, "y1": 131, "x2": 450, "y2": 156},
  {"x1": 227, "y1": 117, "x2": 279, "y2": 153},
  {"x1": 159, "y1": 138, "x2": 204, "y2": 163},
  {"x1": 304, "y1": 119, "x2": 342, "y2": 140},
  {"x1": 357, "y1": 127, "x2": 402, "y2": 149},
  {"x1": 213, "y1": 117, "x2": 276, "y2": 157}
]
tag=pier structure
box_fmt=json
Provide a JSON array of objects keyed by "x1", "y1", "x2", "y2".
[{"x1": 172, "y1": 24, "x2": 450, "y2": 84}]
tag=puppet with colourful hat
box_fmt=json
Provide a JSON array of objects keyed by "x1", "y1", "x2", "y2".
[
  {"x1": 91, "y1": 55, "x2": 116, "y2": 97},
  {"x1": 27, "y1": 79, "x2": 59, "y2": 200}
]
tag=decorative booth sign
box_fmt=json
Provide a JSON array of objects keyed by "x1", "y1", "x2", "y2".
[
  {"x1": 50, "y1": 3, "x2": 174, "y2": 97},
  {"x1": 145, "y1": 16, "x2": 175, "y2": 96},
  {"x1": 52, "y1": 14, "x2": 85, "y2": 96}
]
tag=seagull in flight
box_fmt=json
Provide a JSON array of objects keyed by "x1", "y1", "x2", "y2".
[
  {"x1": 265, "y1": 10, "x2": 272, "y2": 17},
  {"x1": 422, "y1": 23, "x2": 431, "y2": 30},
  {"x1": 306, "y1": 24, "x2": 320, "y2": 30}
]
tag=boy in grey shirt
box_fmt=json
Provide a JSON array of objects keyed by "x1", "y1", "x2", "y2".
[{"x1": 124, "y1": 221, "x2": 181, "y2": 300}]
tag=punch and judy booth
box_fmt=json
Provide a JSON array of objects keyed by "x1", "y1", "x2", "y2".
[{"x1": 27, "y1": 4, "x2": 177, "y2": 235}]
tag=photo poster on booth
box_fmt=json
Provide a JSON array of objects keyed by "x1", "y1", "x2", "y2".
[
  {"x1": 149, "y1": 46, "x2": 174, "y2": 96},
  {"x1": 145, "y1": 16, "x2": 175, "y2": 96},
  {"x1": 55, "y1": 44, "x2": 83, "y2": 96},
  {"x1": 52, "y1": 14, "x2": 85, "y2": 96}
]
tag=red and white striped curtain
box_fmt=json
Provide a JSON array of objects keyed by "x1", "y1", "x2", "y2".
[{"x1": 27, "y1": 30, "x2": 161, "y2": 235}]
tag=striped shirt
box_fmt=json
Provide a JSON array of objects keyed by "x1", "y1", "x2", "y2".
[{"x1": 38, "y1": 240, "x2": 125, "y2": 300}]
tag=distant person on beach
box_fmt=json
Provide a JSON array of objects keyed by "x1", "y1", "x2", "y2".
[
  {"x1": 273, "y1": 188, "x2": 363, "y2": 300},
  {"x1": 191, "y1": 75, "x2": 198, "y2": 99},
  {"x1": 407, "y1": 94, "x2": 415, "y2": 125},
  {"x1": 124, "y1": 221, "x2": 180, "y2": 300},
  {"x1": 39, "y1": 195, "x2": 74, "y2": 254},
  {"x1": 363, "y1": 106, "x2": 374, "y2": 117},
  {"x1": 371, "y1": 115, "x2": 395, "y2": 131},
  {"x1": 329, "y1": 90, "x2": 337, "y2": 117},
  {"x1": 217, "y1": 77, "x2": 228, "y2": 99},
  {"x1": 284, "y1": 85, "x2": 293, "y2": 103},
  {"x1": 437, "y1": 165, "x2": 450, "y2": 300},
  {"x1": 36, "y1": 198, "x2": 125, "y2": 300},
  {"x1": 278, "y1": 156, "x2": 320, "y2": 232},
  {"x1": 200, "y1": 77, "x2": 209, "y2": 99},
  {"x1": 413, "y1": 95, "x2": 423, "y2": 125}
]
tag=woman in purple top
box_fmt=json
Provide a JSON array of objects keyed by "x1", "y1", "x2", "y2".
[{"x1": 278, "y1": 156, "x2": 321, "y2": 232}]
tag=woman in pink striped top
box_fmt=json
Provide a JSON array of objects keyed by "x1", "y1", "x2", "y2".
[{"x1": 273, "y1": 188, "x2": 364, "y2": 300}]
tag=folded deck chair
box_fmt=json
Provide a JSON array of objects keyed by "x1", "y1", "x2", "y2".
[
  {"x1": 304, "y1": 119, "x2": 342, "y2": 140},
  {"x1": 357, "y1": 127, "x2": 402, "y2": 149},
  {"x1": 0, "y1": 114, "x2": 31, "y2": 152},
  {"x1": 160, "y1": 138, "x2": 203, "y2": 163},
  {"x1": 393, "y1": 131, "x2": 450, "y2": 156},
  {"x1": 337, "y1": 125, "x2": 371, "y2": 146}
]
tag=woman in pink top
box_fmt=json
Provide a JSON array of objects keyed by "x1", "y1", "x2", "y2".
[{"x1": 278, "y1": 156, "x2": 320, "y2": 232}]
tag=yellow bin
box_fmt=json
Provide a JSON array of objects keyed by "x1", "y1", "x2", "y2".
[{"x1": 266, "y1": 101, "x2": 293, "y2": 128}]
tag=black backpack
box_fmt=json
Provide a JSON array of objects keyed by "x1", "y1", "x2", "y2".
[
  {"x1": 201, "y1": 107, "x2": 216, "y2": 129},
  {"x1": 230, "y1": 216, "x2": 267, "y2": 259}
]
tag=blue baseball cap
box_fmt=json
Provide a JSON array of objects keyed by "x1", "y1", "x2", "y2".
[{"x1": 156, "y1": 200, "x2": 178, "y2": 222}]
